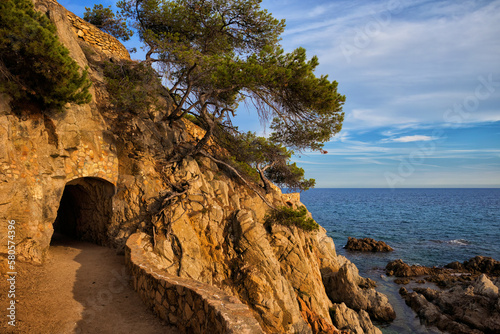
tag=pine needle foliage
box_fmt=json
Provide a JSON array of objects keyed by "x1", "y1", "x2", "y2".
[
  {"x1": 103, "y1": 60, "x2": 162, "y2": 114},
  {"x1": 84, "y1": 4, "x2": 133, "y2": 41},
  {"x1": 0, "y1": 0, "x2": 91, "y2": 110},
  {"x1": 217, "y1": 130, "x2": 315, "y2": 192}
]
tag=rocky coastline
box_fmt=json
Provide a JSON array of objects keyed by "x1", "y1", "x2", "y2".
[{"x1": 387, "y1": 256, "x2": 500, "y2": 333}]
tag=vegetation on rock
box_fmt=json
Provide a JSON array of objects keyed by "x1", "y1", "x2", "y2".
[
  {"x1": 265, "y1": 206, "x2": 319, "y2": 231},
  {"x1": 103, "y1": 60, "x2": 163, "y2": 114},
  {"x1": 84, "y1": 4, "x2": 133, "y2": 41},
  {"x1": 0, "y1": 0, "x2": 91, "y2": 110}
]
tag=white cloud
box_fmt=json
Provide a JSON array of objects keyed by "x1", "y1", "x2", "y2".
[
  {"x1": 275, "y1": 0, "x2": 500, "y2": 131},
  {"x1": 330, "y1": 131, "x2": 350, "y2": 142},
  {"x1": 390, "y1": 135, "x2": 435, "y2": 143},
  {"x1": 347, "y1": 109, "x2": 418, "y2": 128}
]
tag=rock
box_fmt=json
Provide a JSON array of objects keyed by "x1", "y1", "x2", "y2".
[
  {"x1": 462, "y1": 256, "x2": 500, "y2": 276},
  {"x1": 0, "y1": 257, "x2": 9, "y2": 277},
  {"x1": 445, "y1": 256, "x2": 500, "y2": 276},
  {"x1": 394, "y1": 278, "x2": 410, "y2": 285},
  {"x1": 330, "y1": 303, "x2": 382, "y2": 334},
  {"x1": 444, "y1": 261, "x2": 464, "y2": 271},
  {"x1": 388, "y1": 257, "x2": 500, "y2": 289},
  {"x1": 401, "y1": 275, "x2": 500, "y2": 333},
  {"x1": 473, "y1": 274, "x2": 499, "y2": 299},
  {"x1": 385, "y1": 259, "x2": 435, "y2": 277},
  {"x1": 345, "y1": 237, "x2": 393, "y2": 252},
  {"x1": 325, "y1": 260, "x2": 396, "y2": 322},
  {"x1": 391, "y1": 256, "x2": 500, "y2": 333},
  {"x1": 298, "y1": 297, "x2": 341, "y2": 334},
  {"x1": 401, "y1": 291, "x2": 477, "y2": 334}
]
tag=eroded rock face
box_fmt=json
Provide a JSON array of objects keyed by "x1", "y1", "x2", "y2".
[
  {"x1": 345, "y1": 237, "x2": 393, "y2": 252},
  {"x1": 330, "y1": 303, "x2": 382, "y2": 334},
  {"x1": 324, "y1": 259, "x2": 396, "y2": 322},
  {"x1": 0, "y1": 1, "x2": 395, "y2": 333}
]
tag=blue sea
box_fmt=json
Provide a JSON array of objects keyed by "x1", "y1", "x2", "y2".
[{"x1": 300, "y1": 188, "x2": 500, "y2": 334}]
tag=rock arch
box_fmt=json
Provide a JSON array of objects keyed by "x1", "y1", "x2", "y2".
[{"x1": 53, "y1": 177, "x2": 115, "y2": 245}]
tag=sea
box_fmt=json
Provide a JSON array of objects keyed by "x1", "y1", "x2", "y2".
[{"x1": 300, "y1": 188, "x2": 500, "y2": 334}]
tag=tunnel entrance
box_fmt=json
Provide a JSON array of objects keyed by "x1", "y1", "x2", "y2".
[{"x1": 52, "y1": 177, "x2": 115, "y2": 245}]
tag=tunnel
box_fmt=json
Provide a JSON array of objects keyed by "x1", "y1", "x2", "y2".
[{"x1": 52, "y1": 177, "x2": 115, "y2": 245}]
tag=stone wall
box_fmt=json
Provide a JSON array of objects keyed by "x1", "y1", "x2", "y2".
[
  {"x1": 0, "y1": 97, "x2": 120, "y2": 262},
  {"x1": 44, "y1": 0, "x2": 130, "y2": 60},
  {"x1": 0, "y1": 119, "x2": 119, "y2": 186},
  {"x1": 66, "y1": 13, "x2": 130, "y2": 60},
  {"x1": 125, "y1": 233, "x2": 264, "y2": 334}
]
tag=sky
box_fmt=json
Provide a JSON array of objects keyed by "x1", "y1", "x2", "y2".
[{"x1": 59, "y1": 0, "x2": 500, "y2": 188}]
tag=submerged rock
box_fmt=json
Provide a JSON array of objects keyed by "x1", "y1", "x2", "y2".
[{"x1": 345, "y1": 237, "x2": 394, "y2": 252}]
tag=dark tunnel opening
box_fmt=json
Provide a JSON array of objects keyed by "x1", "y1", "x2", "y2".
[{"x1": 52, "y1": 177, "x2": 115, "y2": 246}]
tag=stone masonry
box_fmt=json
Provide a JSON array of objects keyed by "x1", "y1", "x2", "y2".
[
  {"x1": 45, "y1": 0, "x2": 130, "y2": 60},
  {"x1": 125, "y1": 233, "x2": 265, "y2": 334}
]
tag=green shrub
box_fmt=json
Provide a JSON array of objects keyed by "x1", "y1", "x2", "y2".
[
  {"x1": 0, "y1": 0, "x2": 91, "y2": 110},
  {"x1": 265, "y1": 206, "x2": 319, "y2": 231}
]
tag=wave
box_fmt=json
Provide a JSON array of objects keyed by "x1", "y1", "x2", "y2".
[{"x1": 431, "y1": 239, "x2": 471, "y2": 246}]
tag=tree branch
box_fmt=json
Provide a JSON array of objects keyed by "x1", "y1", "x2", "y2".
[{"x1": 200, "y1": 152, "x2": 275, "y2": 208}]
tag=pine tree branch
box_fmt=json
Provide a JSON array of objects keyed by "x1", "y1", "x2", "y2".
[{"x1": 199, "y1": 151, "x2": 275, "y2": 209}]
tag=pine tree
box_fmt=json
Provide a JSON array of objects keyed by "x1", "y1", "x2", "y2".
[
  {"x1": 0, "y1": 0, "x2": 92, "y2": 110},
  {"x1": 117, "y1": 0, "x2": 345, "y2": 153}
]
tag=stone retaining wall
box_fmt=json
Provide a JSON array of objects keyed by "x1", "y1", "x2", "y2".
[
  {"x1": 66, "y1": 12, "x2": 130, "y2": 60},
  {"x1": 39, "y1": 0, "x2": 130, "y2": 60},
  {"x1": 125, "y1": 233, "x2": 265, "y2": 334},
  {"x1": 0, "y1": 116, "x2": 119, "y2": 186}
]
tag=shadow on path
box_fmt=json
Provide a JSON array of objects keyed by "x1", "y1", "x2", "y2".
[{"x1": 1, "y1": 234, "x2": 178, "y2": 334}]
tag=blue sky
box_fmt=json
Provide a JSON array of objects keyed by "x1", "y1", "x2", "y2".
[{"x1": 59, "y1": 0, "x2": 500, "y2": 188}]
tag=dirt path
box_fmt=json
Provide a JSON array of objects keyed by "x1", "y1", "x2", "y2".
[{"x1": 1, "y1": 235, "x2": 178, "y2": 334}]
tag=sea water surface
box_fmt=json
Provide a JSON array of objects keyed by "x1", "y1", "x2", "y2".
[{"x1": 300, "y1": 188, "x2": 500, "y2": 334}]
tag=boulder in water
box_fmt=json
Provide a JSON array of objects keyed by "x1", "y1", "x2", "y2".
[{"x1": 344, "y1": 237, "x2": 394, "y2": 252}]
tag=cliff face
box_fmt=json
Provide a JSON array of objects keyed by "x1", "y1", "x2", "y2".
[{"x1": 0, "y1": 1, "x2": 393, "y2": 333}]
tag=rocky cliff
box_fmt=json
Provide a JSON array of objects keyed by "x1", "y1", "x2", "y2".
[{"x1": 0, "y1": 1, "x2": 394, "y2": 333}]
